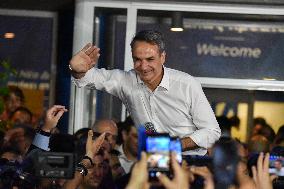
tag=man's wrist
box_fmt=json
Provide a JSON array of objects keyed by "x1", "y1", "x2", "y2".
[
  {"x1": 181, "y1": 137, "x2": 197, "y2": 151},
  {"x1": 38, "y1": 128, "x2": 51, "y2": 137},
  {"x1": 69, "y1": 64, "x2": 86, "y2": 79}
]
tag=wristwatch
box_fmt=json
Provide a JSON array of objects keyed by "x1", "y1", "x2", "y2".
[{"x1": 76, "y1": 162, "x2": 88, "y2": 176}]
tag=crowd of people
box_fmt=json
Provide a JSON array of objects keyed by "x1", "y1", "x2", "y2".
[
  {"x1": 0, "y1": 29, "x2": 283, "y2": 189},
  {"x1": 0, "y1": 100, "x2": 283, "y2": 189}
]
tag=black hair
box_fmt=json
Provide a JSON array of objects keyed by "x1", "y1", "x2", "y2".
[
  {"x1": 9, "y1": 106, "x2": 33, "y2": 121},
  {"x1": 116, "y1": 116, "x2": 135, "y2": 145},
  {"x1": 49, "y1": 133, "x2": 76, "y2": 153},
  {"x1": 130, "y1": 30, "x2": 165, "y2": 53},
  {"x1": 213, "y1": 137, "x2": 240, "y2": 189},
  {"x1": 4, "y1": 86, "x2": 25, "y2": 102}
]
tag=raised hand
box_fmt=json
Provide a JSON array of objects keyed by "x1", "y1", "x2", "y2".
[
  {"x1": 85, "y1": 130, "x2": 105, "y2": 161},
  {"x1": 42, "y1": 105, "x2": 67, "y2": 132},
  {"x1": 126, "y1": 152, "x2": 150, "y2": 189},
  {"x1": 158, "y1": 153, "x2": 189, "y2": 189},
  {"x1": 252, "y1": 152, "x2": 274, "y2": 189},
  {"x1": 69, "y1": 43, "x2": 100, "y2": 78},
  {"x1": 190, "y1": 166, "x2": 214, "y2": 189}
]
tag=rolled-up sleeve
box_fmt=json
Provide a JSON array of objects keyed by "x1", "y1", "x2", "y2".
[{"x1": 189, "y1": 80, "x2": 221, "y2": 149}]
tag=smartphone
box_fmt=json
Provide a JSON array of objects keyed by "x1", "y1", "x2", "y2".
[
  {"x1": 170, "y1": 137, "x2": 182, "y2": 164},
  {"x1": 269, "y1": 154, "x2": 284, "y2": 176},
  {"x1": 146, "y1": 133, "x2": 171, "y2": 180}
]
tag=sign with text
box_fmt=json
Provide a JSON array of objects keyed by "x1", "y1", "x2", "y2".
[{"x1": 137, "y1": 19, "x2": 284, "y2": 81}]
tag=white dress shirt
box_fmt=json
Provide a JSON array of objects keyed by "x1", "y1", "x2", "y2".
[{"x1": 72, "y1": 67, "x2": 221, "y2": 155}]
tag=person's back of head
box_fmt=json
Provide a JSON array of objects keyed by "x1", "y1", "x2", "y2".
[
  {"x1": 212, "y1": 137, "x2": 240, "y2": 189},
  {"x1": 216, "y1": 116, "x2": 232, "y2": 137},
  {"x1": 229, "y1": 115, "x2": 240, "y2": 129},
  {"x1": 274, "y1": 125, "x2": 284, "y2": 146},
  {"x1": 248, "y1": 134, "x2": 270, "y2": 153},
  {"x1": 258, "y1": 124, "x2": 276, "y2": 144}
]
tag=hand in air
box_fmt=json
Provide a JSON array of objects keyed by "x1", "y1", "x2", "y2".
[{"x1": 69, "y1": 43, "x2": 100, "y2": 75}]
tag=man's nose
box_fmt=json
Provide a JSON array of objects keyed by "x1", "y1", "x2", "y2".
[{"x1": 140, "y1": 60, "x2": 148, "y2": 69}]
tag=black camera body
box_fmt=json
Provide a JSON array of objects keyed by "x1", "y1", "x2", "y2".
[
  {"x1": 34, "y1": 151, "x2": 75, "y2": 179},
  {"x1": 0, "y1": 158, "x2": 35, "y2": 189}
]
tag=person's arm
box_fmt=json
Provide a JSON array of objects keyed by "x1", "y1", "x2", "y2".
[
  {"x1": 69, "y1": 43, "x2": 100, "y2": 79},
  {"x1": 28, "y1": 105, "x2": 67, "y2": 152},
  {"x1": 180, "y1": 137, "x2": 198, "y2": 151},
  {"x1": 252, "y1": 152, "x2": 276, "y2": 189},
  {"x1": 186, "y1": 79, "x2": 221, "y2": 150}
]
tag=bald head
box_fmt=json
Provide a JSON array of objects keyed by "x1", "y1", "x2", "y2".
[
  {"x1": 92, "y1": 119, "x2": 118, "y2": 149},
  {"x1": 92, "y1": 119, "x2": 118, "y2": 135}
]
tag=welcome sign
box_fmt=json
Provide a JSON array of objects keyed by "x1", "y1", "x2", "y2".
[{"x1": 136, "y1": 19, "x2": 284, "y2": 81}]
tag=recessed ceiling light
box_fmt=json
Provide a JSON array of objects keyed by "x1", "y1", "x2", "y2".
[{"x1": 4, "y1": 32, "x2": 15, "y2": 39}]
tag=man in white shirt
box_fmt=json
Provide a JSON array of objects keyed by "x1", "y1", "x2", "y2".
[{"x1": 69, "y1": 30, "x2": 221, "y2": 155}]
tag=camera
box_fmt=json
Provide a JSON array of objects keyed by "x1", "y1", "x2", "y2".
[
  {"x1": 0, "y1": 158, "x2": 35, "y2": 189},
  {"x1": 34, "y1": 151, "x2": 75, "y2": 179}
]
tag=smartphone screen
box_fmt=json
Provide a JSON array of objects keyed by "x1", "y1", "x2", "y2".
[
  {"x1": 146, "y1": 134, "x2": 170, "y2": 180},
  {"x1": 269, "y1": 154, "x2": 284, "y2": 176},
  {"x1": 170, "y1": 137, "x2": 182, "y2": 164}
]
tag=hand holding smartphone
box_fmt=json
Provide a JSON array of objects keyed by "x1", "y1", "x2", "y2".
[{"x1": 145, "y1": 133, "x2": 182, "y2": 181}]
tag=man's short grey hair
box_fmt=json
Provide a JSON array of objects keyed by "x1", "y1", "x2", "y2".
[{"x1": 130, "y1": 30, "x2": 165, "y2": 54}]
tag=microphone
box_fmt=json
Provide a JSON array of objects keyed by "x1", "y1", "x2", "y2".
[{"x1": 144, "y1": 122, "x2": 157, "y2": 133}]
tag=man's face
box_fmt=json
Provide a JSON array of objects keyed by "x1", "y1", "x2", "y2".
[
  {"x1": 96, "y1": 120, "x2": 118, "y2": 149},
  {"x1": 274, "y1": 160, "x2": 282, "y2": 170},
  {"x1": 83, "y1": 155, "x2": 104, "y2": 188},
  {"x1": 11, "y1": 111, "x2": 32, "y2": 125},
  {"x1": 124, "y1": 126, "x2": 138, "y2": 157},
  {"x1": 132, "y1": 41, "x2": 165, "y2": 90},
  {"x1": 109, "y1": 154, "x2": 125, "y2": 179},
  {"x1": 6, "y1": 93, "x2": 23, "y2": 112}
]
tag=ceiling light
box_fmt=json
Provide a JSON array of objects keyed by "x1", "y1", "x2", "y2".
[
  {"x1": 171, "y1": 12, "x2": 183, "y2": 32},
  {"x1": 4, "y1": 32, "x2": 15, "y2": 39}
]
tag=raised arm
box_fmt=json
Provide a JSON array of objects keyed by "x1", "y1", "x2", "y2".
[{"x1": 69, "y1": 43, "x2": 100, "y2": 79}]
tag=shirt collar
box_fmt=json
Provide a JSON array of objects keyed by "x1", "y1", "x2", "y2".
[
  {"x1": 136, "y1": 66, "x2": 169, "y2": 91},
  {"x1": 159, "y1": 66, "x2": 169, "y2": 90}
]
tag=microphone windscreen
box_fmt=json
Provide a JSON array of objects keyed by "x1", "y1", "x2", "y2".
[{"x1": 144, "y1": 122, "x2": 157, "y2": 133}]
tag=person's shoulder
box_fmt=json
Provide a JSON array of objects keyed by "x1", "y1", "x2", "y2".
[{"x1": 166, "y1": 67, "x2": 197, "y2": 82}]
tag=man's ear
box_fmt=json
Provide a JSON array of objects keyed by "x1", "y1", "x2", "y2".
[
  {"x1": 161, "y1": 51, "x2": 166, "y2": 65},
  {"x1": 122, "y1": 130, "x2": 127, "y2": 141}
]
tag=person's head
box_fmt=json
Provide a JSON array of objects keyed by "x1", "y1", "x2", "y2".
[
  {"x1": 212, "y1": 137, "x2": 241, "y2": 189},
  {"x1": 258, "y1": 124, "x2": 275, "y2": 144},
  {"x1": 274, "y1": 159, "x2": 283, "y2": 171},
  {"x1": 9, "y1": 124, "x2": 36, "y2": 155},
  {"x1": 216, "y1": 116, "x2": 232, "y2": 137},
  {"x1": 130, "y1": 30, "x2": 166, "y2": 90},
  {"x1": 121, "y1": 117, "x2": 138, "y2": 158},
  {"x1": 109, "y1": 149, "x2": 125, "y2": 180},
  {"x1": 248, "y1": 134, "x2": 270, "y2": 154},
  {"x1": 81, "y1": 152, "x2": 104, "y2": 189},
  {"x1": 9, "y1": 106, "x2": 33, "y2": 126},
  {"x1": 252, "y1": 117, "x2": 267, "y2": 136},
  {"x1": 3, "y1": 86, "x2": 25, "y2": 114},
  {"x1": 92, "y1": 119, "x2": 118, "y2": 150},
  {"x1": 0, "y1": 145, "x2": 22, "y2": 162}
]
